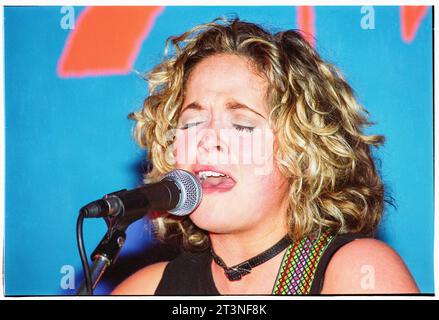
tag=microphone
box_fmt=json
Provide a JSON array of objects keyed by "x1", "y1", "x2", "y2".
[{"x1": 80, "y1": 169, "x2": 203, "y2": 219}]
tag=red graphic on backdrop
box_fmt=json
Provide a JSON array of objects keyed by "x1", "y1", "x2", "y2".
[
  {"x1": 58, "y1": 6, "x2": 164, "y2": 77},
  {"x1": 297, "y1": 6, "x2": 316, "y2": 47},
  {"x1": 58, "y1": 6, "x2": 430, "y2": 78},
  {"x1": 400, "y1": 6, "x2": 429, "y2": 43}
]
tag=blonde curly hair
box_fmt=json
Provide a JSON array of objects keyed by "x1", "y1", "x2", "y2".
[{"x1": 130, "y1": 17, "x2": 386, "y2": 250}]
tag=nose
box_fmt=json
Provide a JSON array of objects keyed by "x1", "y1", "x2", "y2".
[
  {"x1": 197, "y1": 118, "x2": 226, "y2": 154},
  {"x1": 198, "y1": 127, "x2": 223, "y2": 153}
]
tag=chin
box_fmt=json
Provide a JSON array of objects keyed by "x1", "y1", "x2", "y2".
[{"x1": 189, "y1": 203, "x2": 239, "y2": 234}]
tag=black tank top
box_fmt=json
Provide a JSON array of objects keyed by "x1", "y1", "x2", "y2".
[{"x1": 154, "y1": 233, "x2": 366, "y2": 295}]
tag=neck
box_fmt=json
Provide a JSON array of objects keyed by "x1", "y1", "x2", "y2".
[
  {"x1": 209, "y1": 218, "x2": 290, "y2": 294},
  {"x1": 209, "y1": 218, "x2": 289, "y2": 267}
]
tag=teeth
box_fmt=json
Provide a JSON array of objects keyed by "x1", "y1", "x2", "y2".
[{"x1": 197, "y1": 170, "x2": 229, "y2": 180}]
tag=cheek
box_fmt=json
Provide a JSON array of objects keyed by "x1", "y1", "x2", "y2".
[
  {"x1": 228, "y1": 135, "x2": 253, "y2": 164},
  {"x1": 243, "y1": 168, "x2": 286, "y2": 195},
  {"x1": 173, "y1": 129, "x2": 199, "y2": 166},
  {"x1": 229, "y1": 130, "x2": 276, "y2": 176},
  {"x1": 230, "y1": 169, "x2": 288, "y2": 223}
]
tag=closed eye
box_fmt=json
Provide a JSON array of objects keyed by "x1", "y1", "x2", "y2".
[
  {"x1": 179, "y1": 121, "x2": 204, "y2": 129},
  {"x1": 233, "y1": 124, "x2": 255, "y2": 133}
]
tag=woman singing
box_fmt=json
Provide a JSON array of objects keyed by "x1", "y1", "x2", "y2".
[{"x1": 112, "y1": 17, "x2": 419, "y2": 295}]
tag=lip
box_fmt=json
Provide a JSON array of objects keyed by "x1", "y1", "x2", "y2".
[{"x1": 192, "y1": 165, "x2": 236, "y2": 194}]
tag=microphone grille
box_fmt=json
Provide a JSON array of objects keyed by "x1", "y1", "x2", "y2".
[{"x1": 163, "y1": 169, "x2": 203, "y2": 216}]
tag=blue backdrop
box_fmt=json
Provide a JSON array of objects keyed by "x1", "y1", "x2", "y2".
[{"x1": 4, "y1": 6, "x2": 434, "y2": 295}]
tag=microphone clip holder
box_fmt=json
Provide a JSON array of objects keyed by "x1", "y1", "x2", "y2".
[{"x1": 76, "y1": 197, "x2": 145, "y2": 295}]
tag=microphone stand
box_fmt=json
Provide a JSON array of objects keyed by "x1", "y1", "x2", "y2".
[{"x1": 76, "y1": 204, "x2": 143, "y2": 295}]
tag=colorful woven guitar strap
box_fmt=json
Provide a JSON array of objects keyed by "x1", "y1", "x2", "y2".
[{"x1": 272, "y1": 230, "x2": 334, "y2": 295}]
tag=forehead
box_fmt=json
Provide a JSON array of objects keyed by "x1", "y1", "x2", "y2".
[{"x1": 184, "y1": 54, "x2": 269, "y2": 110}]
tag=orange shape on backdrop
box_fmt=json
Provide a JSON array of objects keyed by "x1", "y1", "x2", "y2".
[
  {"x1": 297, "y1": 6, "x2": 315, "y2": 47},
  {"x1": 401, "y1": 6, "x2": 429, "y2": 43},
  {"x1": 58, "y1": 6, "x2": 164, "y2": 77}
]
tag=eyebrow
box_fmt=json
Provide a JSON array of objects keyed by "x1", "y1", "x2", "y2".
[
  {"x1": 181, "y1": 102, "x2": 204, "y2": 112},
  {"x1": 226, "y1": 101, "x2": 266, "y2": 120},
  {"x1": 181, "y1": 101, "x2": 267, "y2": 120}
]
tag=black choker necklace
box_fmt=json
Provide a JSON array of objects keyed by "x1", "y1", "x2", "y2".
[{"x1": 210, "y1": 235, "x2": 292, "y2": 281}]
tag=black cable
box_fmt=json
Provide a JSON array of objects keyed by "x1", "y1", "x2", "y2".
[{"x1": 76, "y1": 211, "x2": 93, "y2": 295}]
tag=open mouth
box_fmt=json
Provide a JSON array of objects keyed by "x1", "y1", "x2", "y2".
[{"x1": 194, "y1": 168, "x2": 236, "y2": 194}]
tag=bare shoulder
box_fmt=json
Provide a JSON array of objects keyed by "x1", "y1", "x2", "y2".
[
  {"x1": 111, "y1": 261, "x2": 169, "y2": 295},
  {"x1": 321, "y1": 238, "x2": 419, "y2": 294}
]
